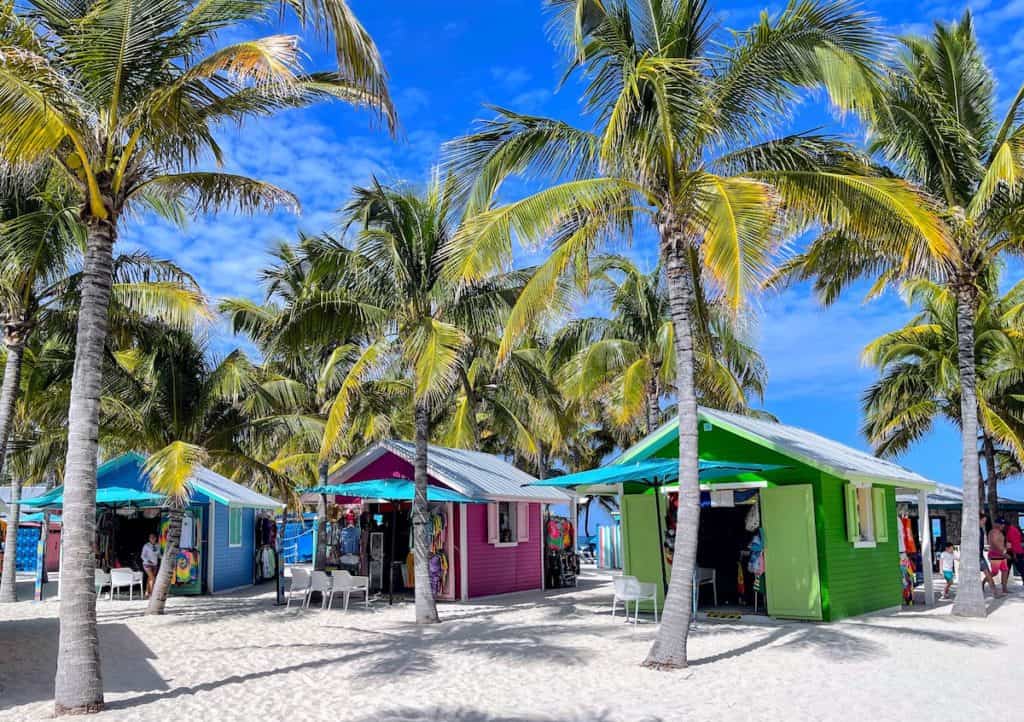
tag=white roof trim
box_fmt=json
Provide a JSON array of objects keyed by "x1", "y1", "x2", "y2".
[{"x1": 188, "y1": 466, "x2": 284, "y2": 510}]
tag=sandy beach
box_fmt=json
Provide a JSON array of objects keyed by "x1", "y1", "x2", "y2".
[{"x1": 0, "y1": 568, "x2": 1018, "y2": 721}]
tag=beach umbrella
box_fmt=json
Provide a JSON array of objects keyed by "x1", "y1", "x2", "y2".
[
  {"x1": 22, "y1": 486, "x2": 166, "y2": 509},
  {"x1": 303, "y1": 479, "x2": 481, "y2": 503}
]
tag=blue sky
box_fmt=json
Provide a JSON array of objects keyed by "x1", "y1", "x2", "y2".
[{"x1": 120, "y1": 0, "x2": 1024, "y2": 497}]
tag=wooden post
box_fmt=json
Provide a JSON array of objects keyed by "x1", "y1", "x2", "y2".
[
  {"x1": 40, "y1": 512, "x2": 49, "y2": 584},
  {"x1": 918, "y1": 490, "x2": 934, "y2": 606},
  {"x1": 568, "y1": 496, "x2": 578, "y2": 551}
]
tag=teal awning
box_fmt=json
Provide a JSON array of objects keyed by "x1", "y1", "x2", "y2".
[
  {"x1": 22, "y1": 486, "x2": 166, "y2": 509},
  {"x1": 526, "y1": 459, "x2": 784, "y2": 493},
  {"x1": 303, "y1": 479, "x2": 483, "y2": 503}
]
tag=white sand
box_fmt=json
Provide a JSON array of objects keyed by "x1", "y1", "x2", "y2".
[{"x1": 0, "y1": 568, "x2": 1018, "y2": 721}]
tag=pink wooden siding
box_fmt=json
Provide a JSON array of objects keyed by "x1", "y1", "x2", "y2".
[
  {"x1": 345, "y1": 454, "x2": 417, "y2": 485},
  {"x1": 466, "y1": 502, "x2": 542, "y2": 598}
]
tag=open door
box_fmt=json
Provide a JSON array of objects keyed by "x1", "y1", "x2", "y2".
[{"x1": 760, "y1": 485, "x2": 822, "y2": 620}]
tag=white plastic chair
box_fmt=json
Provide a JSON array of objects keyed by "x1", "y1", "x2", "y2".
[
  {"x1": 95, "y1": 569, "x2": 111, "y2": 600},
  {"x1": 307, "y1": 570, "x2": 332, "y2": 609},
  {"x1": 611, "y1": 575, "x2": 659, "y2": 625},
  {"x1": 696, "y1": 566, "x2": 717, "y2": 608},
  {"x1": 287, "y1": 567, "x2": 310, "y2": 609},
  {"x1": 327, "y1": 570, "x2": 370, "y2": 612},
  {"x1": 110, "y1": 568, "x2": 144, "y2": 600}
]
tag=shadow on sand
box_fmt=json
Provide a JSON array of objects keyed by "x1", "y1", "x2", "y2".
[
  {"x1": 0, "y1": 617, "x2": 166, "y2": 710},
  {"x1": 346, "y1": 706, "x2": 659, "y2": 722}
]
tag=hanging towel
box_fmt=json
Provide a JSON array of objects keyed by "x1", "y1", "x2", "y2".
[{"x1": 406, "y1": 551, "x2": 415, "y2": 587}]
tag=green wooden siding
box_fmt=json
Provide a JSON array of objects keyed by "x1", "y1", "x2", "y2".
[{"x1": 816, "y1": 474, "x2": 901, "y2": 620}]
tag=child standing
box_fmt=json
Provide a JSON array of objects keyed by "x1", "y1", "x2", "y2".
[{"x1": 940, "y1": 542, "x2": 956, "y2": 599}]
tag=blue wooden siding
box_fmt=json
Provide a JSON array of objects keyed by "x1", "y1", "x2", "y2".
[{"x1": 212, "y1": 503, "x2": 254, "y2": 591}]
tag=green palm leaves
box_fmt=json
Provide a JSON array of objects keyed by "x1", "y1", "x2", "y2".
[
  {"x1": 863, "y1": 276, "x2": 1024, "y2": 470},
  {"x1": 445, "y1": 1, "x2": 947, "y2": 354},
  {"x1": 0, "y1": 0, "x2": 389, "y2": 223}
]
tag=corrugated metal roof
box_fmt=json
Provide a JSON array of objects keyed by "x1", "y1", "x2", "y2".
[
  {"x1": 0, "y1": 486, "x2": 48, "y2": 505},
  {"x1": 896, "y1": 483, "x2": 1023, "y2": 507},
  {"x1": 617, "y1": 407, "x2": 935, "y2": 489},
  {"x1": 102, "y1": 452, "x2": 284, "y2": 509},
  {"x1": 189, "y1": 465, "x2": 283, "y2": 509},
  {"x1": 699, "y1": 407, "x2": 934, "y2": 488},
  {"x1": 332, "y1": 441, "x2": 569, "y2": 503}
]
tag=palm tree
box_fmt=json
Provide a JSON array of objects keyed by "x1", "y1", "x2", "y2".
[
  {"x1": 552, "y1": 255, "x2": 765, "y2": 441},
  {"x1": 0, "y1": 174, "x2": 207, "y2": 603},
  {"x1": 777, "y1": 12, "x2": 1024, "y2": 617},
  {"x1": 0, "y1": 0, "x2": 392, "y2": 712},
  {"x1": 862, "y1": 277, "x2": 1024, "y2": 521},
  {"x1": 101, "y1": 327, "x2": 302, "y2": 615},
  {"x1": 312, "y1": 174, "x2": 526, "y2": 624},
  {"x1": 0, "y1": 167, "x2": 78, "y2": 603},
  {"x1": 439, "y1": 332, "x2": 562, "y2": 466},
  {"x1": 221, "y1": 235, "x2": 409, "y2": 486},
  {"x1": 444, "y1": 0, "x2": 946, "y2": 667}
]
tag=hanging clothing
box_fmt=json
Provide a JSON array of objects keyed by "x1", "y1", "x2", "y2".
[
  {"x1": 179, "y1": 513, "x2": 195, "y2": 549},
  {"x1": 900, "y1": 517, "x2": 917, "y2": 553},
  {"x1": 405, "y1": 551, "x2": 415, "y2": 587},
  {"x1": 340, "y1": 525, "x2": 360, "y2": 555}
]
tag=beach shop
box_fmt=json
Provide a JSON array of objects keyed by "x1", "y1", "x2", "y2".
[
  {"x1": 318, "y1": 440, "x2": 569, "y2": 601},
  {"x1": 535, "y1": 407, "x2": 938, "y2": 621},
  {"x1": 25, "y1": 452, "x2": 284, "y2": 595}
]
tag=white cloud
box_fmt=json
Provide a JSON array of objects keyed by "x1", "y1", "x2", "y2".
[
  {"x1": 118, "y1": 108, "x2": 440, "y2": 325},
  {"x1": 755, "y1": 284, "x2": 915, "y2": 402},
  {"x1": 490, "y1": 66, "x2": 532, "y2": 90},
  {"x1": 510, "y1": 88, "x2": 552, "y2": 112},
  {"x1": 396, "y1": 87, "x2": 431, "y2": 117}
]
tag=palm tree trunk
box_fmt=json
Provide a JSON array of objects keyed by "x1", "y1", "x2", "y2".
[
  {"x1": 645, "y1": 377, "x2": 660, "y2": 435},
  {"x1": 951, "y1": 280, "x2": 986, "y2": 618},
  {"x1": 54, "y1": 218, "x2": 117, "y2": 715},
  {"x1": 412, "y1": 399, "x2": 439, "y2": 624},
  {"x1": 146, "y1": 508, "x2": 182, "y2": 615},
  {"x1": 644, "y1": 224, "x2": 700, "y2": 669},
  {"x1": 0, "y1": 334, "x2": 27, "y2": 603},
  {"x1": 982, "y1": 434, "x2": 998, "y2": 521}
]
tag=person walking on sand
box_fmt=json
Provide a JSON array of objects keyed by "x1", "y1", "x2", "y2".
[
  {"x1": 988, "y1": 518, "x2": 1009, "y2": 597},
  {"x1": 141, "y1": 533, "x2": 161, "y2": 598},
  {"x1": 980, "y1": 513, "x2": 998, "y2": 596},
  {"x1": 1005, "y1": 517, "x2": 1024, "y2": 587},
  {"x1": 940, "y1": 542, "x2": 956, "y2": 599}
]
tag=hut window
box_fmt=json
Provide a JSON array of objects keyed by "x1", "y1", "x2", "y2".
[
  {"x1": 497, "y1": 502, "x2": 516, "y2": 544},
  {"x1": 845, "y1": 484, "x2": 876, "y2": 547},
  {"x1": 228, "y1": 507, "x2": 243, "y2": 547}
]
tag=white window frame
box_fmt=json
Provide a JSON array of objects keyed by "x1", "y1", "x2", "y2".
[
  {"x1": 494, "y1": 501, "x2": 518, "y2": 547},
  {"x1": 228, "y1": 507, "x2": 243, "y2": 548},
  {"x1": 853, "y1": 484, "x2": 876, "y2": 548}
]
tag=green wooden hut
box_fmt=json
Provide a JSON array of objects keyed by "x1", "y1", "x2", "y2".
[{"x1": 611, "y1": 407, "x2": 937, "y2": 621}]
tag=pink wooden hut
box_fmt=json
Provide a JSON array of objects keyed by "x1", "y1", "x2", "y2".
[{"x1": 329, "y1": 441, "x2": 569, "y2": 600}]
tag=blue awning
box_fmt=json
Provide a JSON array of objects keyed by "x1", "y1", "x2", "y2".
[
  {"x1": 303, "y1": 479, "x2": 483, "y2": 503},
  {"x1": 22, "y1": 486, "x2": 166, "y2": 509},
  {"x1": 525, "y1": 459, "x2": 784, "y2": 492}
]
